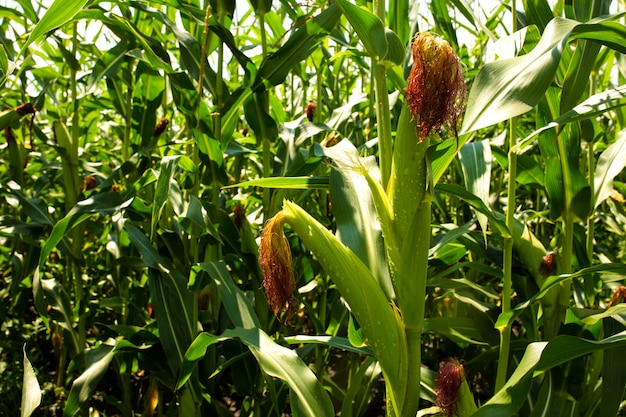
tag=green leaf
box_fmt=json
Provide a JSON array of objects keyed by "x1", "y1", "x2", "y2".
[
  {"x1": 458, "y1": 141, "x2": 492, "y2": 237},
  {"x1": 21, "y1": 346, "x2": 41, "y2": 417},
  {"x1": 179, "y1": 328, "x2": 334, "y2": 417},
  {"x1": 423, "y1": 317, "x2": 487, "y2": 345},
  {"x1": 593, "y1": 129, "x2": 626, "y2": 209},
  {"x1": 0, "y1": 44, "x2": 8, "y2": 81},
  {"x1": 196, "y1": 261, "x2": 261, "y2": 329},
  {"x1": 281, "y1": 200, "x2": 408, "y2": 410},
  {"x1": 495, "y1": 263, "x2": 626, "y2": 329},
  {"x1": 39, "y1": 192, "x2": 131, "y2": 266},
  {"x1": 463, "y1": 16, "x2": 626, "y2": 134},
  {"x1": 63, "y1": 344, "x2": 116, "y2": 417},
  {"x1": 254, "y1": 5, "x2": 340, "y2": 90},
  {"x1": 20, "y1": 0, "x2": 89, "y2": 55},
  {"x1": 471, "y1": 331, "x2": 626, "y2": 417},
  {"x1": 462, "y1": 17, "x2": 579, "y2": 134},
  {"x1": 569, "y1": 21, "x2": 626, "y2": 54},
  {"x1": 324, "y1": 139, "x2": 395, "y2": 299},
  {"x1": 600, "y1": 317, "x2": 626, "y2": 417},
  {"x1": 435, "y1": 183, "x2": 510, "y2": 237},
  {"x1": 556, "y1": 84, "x2": 626, "y2": 125},
  {"x1": 335, "y1": 0, "x2": 387, "y2": 60},
  {"x1": 283, "y1": 335, "x2": 374, "y2": 356},
  {"x1": 224, "y1": 176, "x2": 329, "y2": 190},
  {"x1": 125, "y1": 224, "x2": 196, "y2": 376}
]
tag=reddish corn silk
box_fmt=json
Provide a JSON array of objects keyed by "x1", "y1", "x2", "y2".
[
  {"x1": 406, "y1": 33, "x2": 466, "y2": 142},
  {"x1": 436, "y1": 358, "x2": 465, "y2": 416}
]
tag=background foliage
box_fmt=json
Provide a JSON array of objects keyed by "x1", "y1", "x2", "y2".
[{"x1": 1, "y1": 0, "x2": 626, "y2": 416}]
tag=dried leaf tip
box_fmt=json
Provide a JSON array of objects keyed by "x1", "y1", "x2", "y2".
[
  {"x1": 406, "y1": 33, "x2": 466, "y2": 142},
  {"x1": 259, "y1": 213, "x2": 297, "y2": 322}
]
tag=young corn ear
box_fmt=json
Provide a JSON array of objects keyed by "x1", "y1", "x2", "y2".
[
  {"x1": 260, "y1": 200, "x2": 408, "y2": 413},
  {"x1": 436, "y1": 359, "x2": 477, "y2": 417},
  {"x1": 258, "y1": 212, "x2": 297, "y2": 322}
]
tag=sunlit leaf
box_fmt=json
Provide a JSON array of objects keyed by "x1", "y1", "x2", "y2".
[
  {"x1": 458, "y1": 140, "x2": 492, "y2": 237},
  {"x1": 594, "y1": 129, "x2": 626, "y2": 208},
  {"x1": 20, "y1": 0, "x2": 89, "y2": 55},
  {"x1": 335, "y1": 0, "x2": 387, "y2": 60},
  {"x1": 462, "y1": 17, "x2": 626, "y2": 134},
  {"x1": 21, "y1": 346, "x2": 41, "y2": 417}
]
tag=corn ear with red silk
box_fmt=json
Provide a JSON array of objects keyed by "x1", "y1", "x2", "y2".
[{"x1": 274, "y1": 200, "x2": 409, "y2": 412}]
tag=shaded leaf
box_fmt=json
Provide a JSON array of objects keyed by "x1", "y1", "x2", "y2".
[{"x1": 63, "y1": 344, "x2": 115, "y2": 417}]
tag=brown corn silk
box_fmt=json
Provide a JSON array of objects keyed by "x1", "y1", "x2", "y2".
[
  {"x1": 406, "y1": 33, "x2": 466, "y2": 142},
  {"x1": 258, "y1": 213, "x2": 297, "y2": 322}
]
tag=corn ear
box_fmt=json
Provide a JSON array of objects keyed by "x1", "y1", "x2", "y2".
[{"x1": 280, "y1": 200, "x2": 408, "y2": 411}]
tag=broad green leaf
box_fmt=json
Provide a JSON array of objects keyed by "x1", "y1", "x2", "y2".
[
  {"x1": 435, "y1": 183, "x2": 510, "y2": 237},
  {"x1": 63, "y1": 344, "x2": 115, "y2": 417},
  {"x1": 471, "y1": 331, "x2": 626, "y2": 417},
  {"x1": 560, "y1": 0, "x2": 611, "y2": 112},
  {"x1": 152, "y1": 156, "x2": 179, "y2": 238},
  {"x1": 125, "y1": 224, "x2": 196, "y2": 376},
  {"x1": 458, "y1": 141, "x2": 492, "y2": 237},
  {"x1": 560, "y1": 39, "x2": 602, "y2": 114},
  {"x1": 324, "y1": 139, "x2": 395, "y2": 299},
  {"x1": 21, "y1": 346, "x2": 41, "y2": 417},
  {"x1": 495, "y1": 263, "x2": 626, "y2": 329},
  {"x1": 283, "y1": 335, "x2": 374, "y2": 355},
  {"x1": 462, "y1": 18, "x2": 578, "y2": 134},
  {"x1": 186, "y1": 261, "x2": 333, "y2": 416},
  {"x1": 87, "y1": 38, "x2": 130, "y2": 94},
  {"x1": 569, "y1": 21, "x2": 626, "y2": 54},
  {"x1": 254, "y1": 5, "x2": 340, "y2": 90},
  {"x1": 243, "y1": 91, "x2": 278, "y2": 141},
  {"x1": 594, "y1": 129, "x2": 626, "y2": 208},
  {"x1": 340, "y1": 357, "x2": 381, "y2": 417},
  {"x1": 0, "y1": 44, "x2": 8, "y2": 81},
  {"x1": 423, "y1": 317, "x2": 487, "y2": 345},
  {"x1": 224, "y1": 176, "x2": 329, "y2": 190},
  {"x1": 20, "y1": 0, "x2": 89, "y2": 55},
  {"x1": 179, "y1": 196, "x2": 221, "y2": 240},
  {"x1": 178, "y1": 328, "x2": 334, "y2": 417},
  {"x1": 335, "y1": 0, "x2": 387, "y2": 60},
  {"x1": 176, "y1": 332, "x2": 221, "y2": 390},
  {"x1": 39, "y1": 192, "x2": 130, "y2": 265},
  {"x1": 196, "y1": 261, "x2": 260, "y2": 329},
  {"x1": 600, "y1": 318, "x2": 626, "y2": 417},
  {"x1": 429, "y1": 135, "x2": 471, "y2": 185},
  {"x1": 555, "y1": 84, "x2": 626, "y2": 125},
  {"x1": 462, "y1": 17, "x2": 626, "y2": 134}
]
